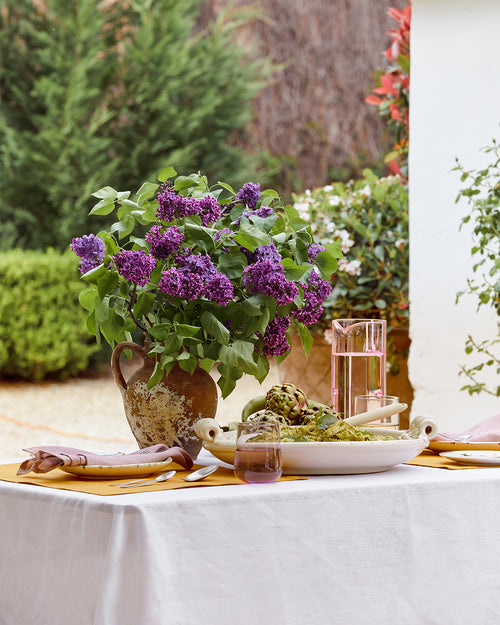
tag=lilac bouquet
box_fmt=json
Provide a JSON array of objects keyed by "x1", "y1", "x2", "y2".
[{"x1": 71, "y1": 167, "x2": 342, "y2": 397}]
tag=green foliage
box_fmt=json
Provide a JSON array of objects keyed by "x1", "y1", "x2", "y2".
[
  {"x1": 454, "y1": 139, "x2": 500, "y2": 397},
  {"x1": 73, "y1": 168, "x2": 342, "y2": 398},
  {"x1": 0, "y1": 249, "x2": 99, "y2": 380},
  {"x1": 0, "y1": 0, "x2": 270, "y2": 250},
  {"x1": 292, "y1": 170, "x2": 409, "y2": 331}
]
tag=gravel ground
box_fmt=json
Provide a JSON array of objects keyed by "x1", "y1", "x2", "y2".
[{"x1": 0, "y1": 363, "x2": 280, "y2": 459}]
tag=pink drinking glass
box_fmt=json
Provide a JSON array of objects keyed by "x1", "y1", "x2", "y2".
[{"x1": 234, "y1": 422, "x2": 282, "y2": 484}]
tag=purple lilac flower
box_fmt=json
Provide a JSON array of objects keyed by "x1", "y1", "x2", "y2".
[
  {"x1": 262, "y1": 315, "x2": 290, "y2": 356},
  {"x1": 203, "y1": 273, "x2": 234, "y2": 306},
  {"x1": 158, "y1": 267, "x2": 204, "y2": 300},
  {"x1": 243, "y1": 260, "x2": 298, "y2": 305},
  {"x1": 292, "y1": 300, "x2": 324, "y2": 326},
  {"x1": 71, "y1": 234, "x2": 105, "y2": 274},
  {"x1": 274, "y1": 279, "x2": 300, "y2": 306},
  {"x1": 158, "y1": 268, "x2": 183, "y2": 297},
  {"x1": 197, "y1": 195, "x2": 221, "y2": 226},
  {"x1": 157, "y1": 186, "x2": 221, "y2": 226},
  {"x1": 157, "y1": 186, "x2": 186, "y2": 222},
  {"x1": 145, "y1": 225, "x2": 185, "y2": 260},
  {"x1": 235, "y1": 182, "x2": 261, "y2": 209},
  {"x1": 251, "y1": 243, "x2": 282, "y2": 263},
  {"x1": 308, "y1": 244, "x2": 325, "y2": 261},
  {"x1": 243, "y1": 260, "x2": 284, "y2": 292},
  {"x1": 293, "y1": 271, "x2": 332, "y2": 325},
  {"x1": 306, "y1": 270, "x2": 332, "y2": 303},
  {"x1": 240, "y1": 242, "x2": 282, "y2": 264},
  {"x1": 175, "y1": 252, "x2": 218, "y2": 277},
  {"x1": 159, "y1": 252, "x2": 234, "y2": 305},
  {"x1": 113, "y1": 250, "x2": 156, "y2": 287}
]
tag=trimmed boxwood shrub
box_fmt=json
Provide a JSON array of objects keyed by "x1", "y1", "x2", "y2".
[{"x1": 0, "y1": 249, "x2": 99, "y2": 380}]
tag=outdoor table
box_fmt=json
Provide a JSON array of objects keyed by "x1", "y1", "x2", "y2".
[{"x1": 1, "y1": 450, "x2": 499, "y2": 625}]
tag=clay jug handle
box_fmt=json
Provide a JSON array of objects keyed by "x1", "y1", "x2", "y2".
[{"x1": 111, "y1": 341, "x2": 147, "y2": 392}]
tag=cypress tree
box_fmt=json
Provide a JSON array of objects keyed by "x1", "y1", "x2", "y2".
[{"x1": 0, "y1": 0, "x2": 269, "y2": 249}]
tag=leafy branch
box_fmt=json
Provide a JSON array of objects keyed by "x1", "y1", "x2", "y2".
[{"x1": 454, "y1": 138, "x2": 500, "y2": 396}]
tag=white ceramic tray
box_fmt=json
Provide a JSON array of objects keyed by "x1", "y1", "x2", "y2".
[{"x1": 194, "y1": 416, "x2": 435, "y2": 475}]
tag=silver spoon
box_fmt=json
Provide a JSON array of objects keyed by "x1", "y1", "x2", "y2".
[
  {"x1": 184, "y1": 465, "x2": 218, "y2": 482},
  {"x1": 119, "y1": 470, "x2": 177, "y2": 488}
]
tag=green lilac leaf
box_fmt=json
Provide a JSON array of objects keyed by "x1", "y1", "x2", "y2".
[
  {"x1": 281, "y1": 257, "x2": 310, "y2": 280},
  {"x1": 135, "y1": 182, "x2": 159, "y2": 203},
  {"x1": 201, "y1": 311, "x2": 230, "y2": 345},
  {"x1": 92, "y1": 186, "x2": 117, "y2": 200},
  {"x1": 79, "y1": 288, "x2": 98, "y2": 312},
  {"x1": 298, "y1": 322, "x2": 314, "y2": 355},
  {"x1": 217, "y1": 252, "x2": 247, "y2": 279},
  {"x1": 97, "y1": 272, "x2": 118, "y2": 299},
  {"x1": 133, "y1": 291, "x2": 155, "y2": 318},
  {"x1": 234, "y1": 220, "x2": 271, "y2": 251},
  {"x1": 174, "y1": 323, "x2": 203, "y2": 339},
  {"x1": 157, "y1": 166, "x2": 177, "y2": 183},
  {"x1": 89, "y1": 199, "x2": 116, "y2": 216},
  {"x1": 147, "y1": 362, "x2": 165, "y2": 390},
  {"x1": 314, "y1": 251, "x2": 339, "y2": 280}
]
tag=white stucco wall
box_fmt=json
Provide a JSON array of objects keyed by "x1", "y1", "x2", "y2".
[{"x1": 409, "y1": 0, "x2": 500, "y2": 430}]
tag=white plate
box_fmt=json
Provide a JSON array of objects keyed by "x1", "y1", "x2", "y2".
[
  {"x1": 428, "y1": 440, "x2": 500, "y2": 453},
  {"x1": 439, "y1": 451, "x2": 500, "y2": 466},
  {"x1": 59, "y1": 459, "x2": 175, "y2": 479}
]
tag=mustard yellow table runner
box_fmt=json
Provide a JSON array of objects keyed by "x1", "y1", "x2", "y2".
[{"x1": 0, "y1": 463, "x2": 305, "y2": 496}]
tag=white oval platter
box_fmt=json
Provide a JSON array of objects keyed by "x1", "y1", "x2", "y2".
[{"x1": 195, "y1": 419, "x2": 432, "y2": 475}]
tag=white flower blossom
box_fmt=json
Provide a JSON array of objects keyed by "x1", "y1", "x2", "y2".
[
  {"x1": 395, "y1": 238, "x2": 407, "y2": 251},
  {"x1": 328, "y1": 195, "x2": 342, "y2": 207},
  {"x1": 293, "y1": 201, "x2": 311, "y2": 221},
  {"x1": 323, "y1": 185, "x2": 333, "y2": 192},
  {"x1": 338, "y1": 258, "x2": 362, "y2": 276},
  {"x1": 359, "y1": 185, "x2": 371, "y2": 197},
  {"x1": 334, "y1": 228, "x2": 354, "y2": 253},
  {"x1": 326, "y1": 221, "x2": 337, "y2": 233}
]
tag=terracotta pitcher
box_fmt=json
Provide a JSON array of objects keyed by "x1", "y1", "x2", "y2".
[{"x1": 111, "y1": 341, "x2": 218, "y2": 459}]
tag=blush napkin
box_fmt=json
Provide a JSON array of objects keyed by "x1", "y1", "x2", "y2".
[
  {"x1": 431, "y1": 413, "x2": 500, "y2": 443},
  {"x1": 17, "y1": 444, "x2": 193, "y2": 475}
]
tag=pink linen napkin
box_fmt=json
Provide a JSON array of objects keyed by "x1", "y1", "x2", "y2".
[
  {"x1": 432, "y1": 413, "x2": 500, "y2": 443},
  {"x1": 17, "y1": 444, "x2": 193, "y2": 475}
]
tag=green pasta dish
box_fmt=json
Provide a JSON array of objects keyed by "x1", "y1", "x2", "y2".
[{"x1": 279, "y1": 419, "x2": 392, "y2": 442}]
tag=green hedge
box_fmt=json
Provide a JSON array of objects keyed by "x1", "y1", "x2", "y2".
[{"x1": 0, "y1": 249, "x2": 99, "y2": 380}]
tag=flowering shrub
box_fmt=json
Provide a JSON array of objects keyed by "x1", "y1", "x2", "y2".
[
  {"x1": 292, "y1": 169, "x2": 409, "y2": 333},
  {"x1": 71, "y1": 167, "x2": 342, "y2": 397},
  {"x1": 365, "y1": 2, "x2": 411, "y2": 179}
]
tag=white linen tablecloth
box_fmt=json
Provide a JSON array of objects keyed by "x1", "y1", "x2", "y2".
[{"x1": 1, "y1": 450, "x2": 500, "y2": 625}]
